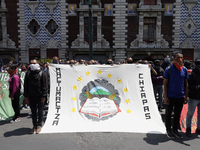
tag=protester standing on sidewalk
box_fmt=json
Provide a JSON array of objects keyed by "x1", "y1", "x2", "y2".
[
  {"x1": 186, "y1": 58, "x2": 200, "y2": 137},
  {"x1": 152, "y1": 60, "x2": 164, "y2": 112},
  {"x1": 24, "y1": 59, "x2": 48, "y2": 134},
  {"x1": 8, "y1": 64, "x2": 21, "y2": 123},
  {"x1": 163, "y1": 52, "x2": 189, "y2": 139}
]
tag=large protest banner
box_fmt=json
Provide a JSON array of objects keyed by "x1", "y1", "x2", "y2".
[
  {"x1": 0, "y1": 72, "x2": 26, "y2": 121},
  {"x1": 41, "y1": 64, "x2": 166, "y2": 134}
]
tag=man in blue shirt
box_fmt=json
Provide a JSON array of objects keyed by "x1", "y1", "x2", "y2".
[{"x1": 163, "y1": 52, "x2": 189, "y2": 139}]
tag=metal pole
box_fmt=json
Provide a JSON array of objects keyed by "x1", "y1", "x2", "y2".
[{"x1": 89, "y1": 0, "x2": 93, "y2": 60}]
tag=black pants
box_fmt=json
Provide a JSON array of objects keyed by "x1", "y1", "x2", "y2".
[
  {"x1": 165, "y1": 97, "x2": 184, "y2": 131},
  {"x1": 29, "y1": 97, "x2": 45, "y2": 127},
  {"x1": 11, "y1": 90, "x2": 20, "y2": 119}
]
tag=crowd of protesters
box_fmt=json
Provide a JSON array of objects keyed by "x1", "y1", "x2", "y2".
[{"x1": 1, "y1": 53, "x2": 200, "y2": 138}]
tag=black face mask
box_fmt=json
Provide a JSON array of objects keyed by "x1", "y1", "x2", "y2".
[
  {"x1": 127, "y1": 61, "x2": 133, "y2": 64},
  {"x1": 107, "y1": 61, "x2": 112, "y2": 64}
]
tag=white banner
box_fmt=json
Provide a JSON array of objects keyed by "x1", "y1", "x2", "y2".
[{"x1": 41, "y1": 64, "x2": 166, "y2": 134}]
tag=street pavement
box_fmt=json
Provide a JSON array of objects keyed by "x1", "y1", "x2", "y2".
[{"x1": 0, "y1": 108, "x2": 200, "y2": 150}]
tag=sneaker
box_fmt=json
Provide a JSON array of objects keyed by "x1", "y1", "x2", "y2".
[
  {"x1": 10, "y1": 119, "x2": 15, "y2": 123},
  {"x1": 22, "y1": 107, "x2": 26, "y2": 110},
  {"x1": 173, "y1": 130, "x2": 183, "y2": 139},
  {"x1": 15, "y1": 117, "x2": 20, "y2": 122},
  {"x1": 195, "y1": 128, "x2": 200, "y2": 134},
  {"x1": 30, "y1": 127, "x2": 37, "y2": 134},
  {"x1": 10, "y1": 117, "x2": 20, "y2": 123},
  {"x1": 36, "y1": 126, "x2": 42, "y2": 134},
  {"x1": 166, "y1": 130, "x2": 175, "y2": 139},
  {"x1": 186, "y1": 127, "x2": 191, "y2": 137}
]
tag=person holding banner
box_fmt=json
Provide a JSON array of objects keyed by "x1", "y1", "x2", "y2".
[
  {"x1": 24, "y1": 59, "x2": 48, "y2": 134},
  {"x1": 164, "y1": 52, "x2": 189, "y2": 139},
  {"x1": 8, "y1": 64, "x2": 21, "y2": 123},
  {"x1": 186, "y1": 58, "x2": 200, "y2": 137}
]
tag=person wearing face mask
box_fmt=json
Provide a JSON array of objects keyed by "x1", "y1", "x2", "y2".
[
  {"x1": 163, "y1": 52, "x2": 189, "y2": 139},
  {"x1": 106, "y1": 59, "x2": 113, "y2": 65},
  {"x1": 186, "y1": 58, "x2": 200, "y2": 137},
  {"x1": 161, "y1": 55, "x2": 171, "y2": 70},
  {"x1": 24, "y1": 59, "x2": 48, "y2": 134},
  {"x1": 52, "y1": 56, "x2": 59, "y2": 64},
  {"x1": 127, "y1": 57, "x2": 133, "y2": 64},
  {"x1": 8, "y1": 64, "x2": 21, "y2": 123}
]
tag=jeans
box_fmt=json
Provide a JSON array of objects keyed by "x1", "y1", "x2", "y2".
[
  {"x1": 186, "y1": 98, "x2": 200, "y2": 129},
  {"x1": 29, "y1": 97, "x2": 45, "y2": 127},
  {"x1": 153, "y1": 85, "x2": 163, "y2": 107},
  {"x1": 165, "y1": 97, "x2": 184, "y2": 131}
]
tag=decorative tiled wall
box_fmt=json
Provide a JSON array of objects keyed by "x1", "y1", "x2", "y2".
[
  {"x1": 24, "y1": 0, "x2": 61, "y2": 47},
  {"x1": 180, "y1": 0, "x2": 200, "y2": 48}
]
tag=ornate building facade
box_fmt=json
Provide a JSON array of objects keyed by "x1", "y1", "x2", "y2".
[
  {"x1": 0, "y1": 0, "x2": 18, "y2": 64},
  {"x1": 1, "y1": 0, "x2": 200, "y2": 63}
]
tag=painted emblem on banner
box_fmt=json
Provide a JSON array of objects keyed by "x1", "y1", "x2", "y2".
[{"x1": 79, "y1": 79, "x2": 121, "y2": 121}]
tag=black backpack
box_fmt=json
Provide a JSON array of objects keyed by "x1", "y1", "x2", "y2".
[{"x1": 167, "y1": 65, "x2": 187, "y2": 80}]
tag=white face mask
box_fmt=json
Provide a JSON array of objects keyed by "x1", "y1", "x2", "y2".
[{"x1": 30, "y1": 64, "x2": 40, "y2": 71}]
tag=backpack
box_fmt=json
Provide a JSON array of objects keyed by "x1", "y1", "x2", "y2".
[{"x1": 167, "y1": 65, "x2": 187, "y2": 81}]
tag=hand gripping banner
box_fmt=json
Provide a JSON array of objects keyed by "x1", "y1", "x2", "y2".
[{"x1": 41, "y1": 64, "x2": 166, "y2": 134}]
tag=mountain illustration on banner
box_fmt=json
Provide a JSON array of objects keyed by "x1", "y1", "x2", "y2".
[{"x1": 79, "y1": 80, "x2": 121, "y2": 121}]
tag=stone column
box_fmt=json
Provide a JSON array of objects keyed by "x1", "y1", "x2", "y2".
[
  {"x1": 113, "y1": 0, "x2": 128, "y2": 62},
  {"x1": 139, "y1": 13, "x2": 144, "y2": 47}
]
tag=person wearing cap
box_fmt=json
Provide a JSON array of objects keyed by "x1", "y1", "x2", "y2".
[
  {"x1": 8, "y1": 64, "x2": 21, "y2": 123},
  {"x1": 186, "y1": 58, "x2": 200, "y2": 137}
]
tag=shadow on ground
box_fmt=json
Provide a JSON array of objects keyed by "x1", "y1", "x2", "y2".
[
  {"x1": 143, "y1": 133, "x2": 199, "y2": 146},
  {"x1": 4, "y1": 127, "x2": 31, "y2": 137}
]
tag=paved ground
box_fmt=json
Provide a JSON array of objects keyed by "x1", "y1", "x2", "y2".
[{"x1": 0, "y1": 109, "x2": 200, "y2": 150}]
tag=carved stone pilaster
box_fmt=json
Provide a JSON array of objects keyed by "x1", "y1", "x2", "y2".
[
  {"x1": 44, "y1": 1, "x2": 58, "y2": 15},
  {"x1": 26, "y1": 1, "x2": 40, "y2": 15},
  {"x1": 27, "y1": 37, "x2": 41, "y2": 49},
  {"x1": 45, "y1": 38, "x2": 60, "y2": 49},
  {"x1": 1, "y1": 0, "x2": 6, "y2": 9},
  {"x1": 131, "y1": 34, "x2": 169, "y2": 48},
  {"x1": 71, "y1": 34, "x2": 110, "y2": 48},
  {"x1": 7, "y1": 35, "x2": 16, "y2": 48},
  {"x1": 180, "y1": 38, "x2": 197, "y2": 48},
  {"x1": 183, "y1": 0, "x2": 198, "y2": 16}
]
